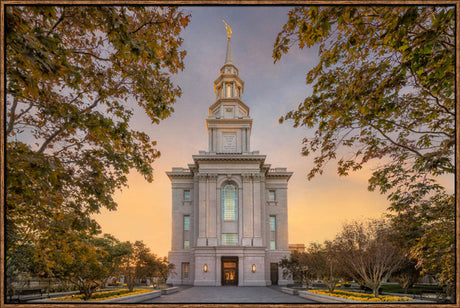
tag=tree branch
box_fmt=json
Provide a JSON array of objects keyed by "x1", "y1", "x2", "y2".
[
  {"x1": 370, "y1": 123, "x2": 423, "y2": 158},
  {"x1": 7, "y1": 97, "x2": 18, "y2": 135},
  {"x1": 379, "y1": 118, "x2": 451, "y2": 137},
  {"x1": 47, "y1": 7, "x2": 67, "y2": 37},
  {"x1": 37, "y1": 97, "x2": 102, "y2": 154},
  {"x1": 129, "y1": 18, "x2": 167, "y2": 34},
  {"x1": 70, "y1": 50, "x2": 111, "y2": 61},
  {"x1": 406, "y1": 64, "x2": 454, "y2": 117}
]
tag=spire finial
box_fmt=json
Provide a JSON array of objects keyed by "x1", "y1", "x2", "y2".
[
  {"x1": 222, "y1": 20, "x2": 233, "y2": 64},
  {"x1": 222, "y1": 20, "x2": 232, "y2": 39}
]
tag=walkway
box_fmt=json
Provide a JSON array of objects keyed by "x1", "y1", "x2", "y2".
[{"x1": 140, "y1": 286, "x2": 317, "y2": 303}]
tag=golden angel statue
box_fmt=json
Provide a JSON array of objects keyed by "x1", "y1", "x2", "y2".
[{"x1": 222, "y1": 20, "x2": 232, "y2": 38}]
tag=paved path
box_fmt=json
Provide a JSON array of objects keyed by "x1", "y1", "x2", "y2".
[{"x1": 140, "y1": 286, "x2": 317, "y2": 303}]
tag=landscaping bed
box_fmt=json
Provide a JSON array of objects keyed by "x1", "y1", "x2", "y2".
[
  {"x1": 52, "y1": 288, "x2": 152, "y2": 301},
  {"x1": 308, "y1": 289, "x2": 413, "y2": 302}
]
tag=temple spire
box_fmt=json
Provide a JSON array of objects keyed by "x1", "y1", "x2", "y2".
[{"x1": 222, "y1": 20, "x2": 233, "y2": 64}]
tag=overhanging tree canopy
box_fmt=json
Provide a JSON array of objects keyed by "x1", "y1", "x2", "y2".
[
  {"x1": 273, "y1": 6, "x2": 455, "y2": 292},
  {"x1": 6, "y1": 5, "x2": 189, "y2": 287}
]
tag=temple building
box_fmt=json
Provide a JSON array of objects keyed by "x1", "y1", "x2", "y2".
[{"x1": 166, "y1": 25, "x2": 292, "y2": 286}]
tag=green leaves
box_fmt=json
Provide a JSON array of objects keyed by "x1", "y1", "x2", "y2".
[
  {"x1": 6, "y1": 6, "x2": 190, "y2": 293},
  {"x1": 274, "y1": 5, "x2": 454, "y2": 295}
]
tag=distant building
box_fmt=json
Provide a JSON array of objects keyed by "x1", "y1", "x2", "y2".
[
  {"x1": 166, "y1": 31, "x2": 292, "y2": 286},
  {"x1": 289, "y1": 244, "x2": 306, "y2": 253}
]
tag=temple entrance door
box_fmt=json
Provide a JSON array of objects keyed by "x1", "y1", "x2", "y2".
[{"x1": 221, "y1": 257, "x2": 238, "y2": 286}]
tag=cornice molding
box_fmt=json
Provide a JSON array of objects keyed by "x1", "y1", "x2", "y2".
[{"x1": 193, "y1": 154, "x2": 266, "y2": 163}]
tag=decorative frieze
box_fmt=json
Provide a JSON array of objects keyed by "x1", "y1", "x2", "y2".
[
  {"x1": 242, "y1": 173, "x2": 252, "y2": 182},
  {"x1": 208, "y1": 174, "x2": 218, "y2": 181},
  {"x1": 198, "y1": 174, "x2": 208, "y2": 182}
]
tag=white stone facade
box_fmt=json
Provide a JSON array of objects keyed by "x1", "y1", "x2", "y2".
[{"x1": 166, "y1": 35, "x2": 292, "y2": 287}]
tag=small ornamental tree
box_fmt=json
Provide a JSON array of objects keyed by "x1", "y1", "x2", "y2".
[
  {"x1": 392, "y1": 258, "x2": 420, "y2": 294},
  {"x1": 313, "y1": 241, "x2": 342, "y2": 293},
  {"x1": 35, "y1": 214, "x2": 108, "y2": 301},
  {"x1": 92, "y1": 234, "x2": 132, "y2": 287},
  {"x1": 117, "y1": 240, "x2": 160, "y2": 291},
  {"x1": 279, "y1": 250, "x2": 315, "y2": 288},
  {"x1": 335, "y1": 220, "x2": 403, "y2": 298},
  {"x1": 157, "y1": 257, "x2": 175, "y2": 286}
]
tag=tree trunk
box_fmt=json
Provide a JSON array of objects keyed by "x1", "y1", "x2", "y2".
[
  {"x1": 82, "y1": 286, "x2": 91, "y2": 301},
  {"x1": 128, "y1": 279, "x2": 135, "y2": 292},
  {"x1": 401, "y1": 275, "x2": 410, "y2": 294},
  {"x1": 372, "y1": 287, "x2": 379, "y2": 298}
]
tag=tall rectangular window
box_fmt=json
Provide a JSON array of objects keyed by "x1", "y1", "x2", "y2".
[
  {"x1": 184, "y1": 216, "x2": 190, "y2": 231},
  {"x1": 222, "y1": 233, "x2": 238, "y2": 245},
  {"x1": 270, "y1": 216, "x2": 276, "y2": 250},
  {"x1": 183, "y1": 216, "x2": 190, "y2": 249},
  {"x1": 270, "y1": 216, "x2": 276, "y2": 231},
  {"x1": 222, "y1": 184, "x2": 237, "y2": 220},
  {"x1": 181, "y1": 263, "x2": 189, "y2": 279},
  {"x1": 268, "y1": 190, "x2": 276, "y2": 201},
  {"x1": 184, "y1": 190, "x2": 190, "y2": 201}
]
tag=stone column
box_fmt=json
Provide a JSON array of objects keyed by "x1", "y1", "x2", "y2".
[
  {"x1": 242, "y1": 128, "x2": 246, "y2": 153},
  {"x1": 213, "y1": 128, "x2": 217, "y2": 153},
  {"x1": 208, "y1": 128, "x2": 213, "y2": 152},
  {"x1": 217, "y1": 177, "x2": 222, "y2": 245},
  {"x1": 242, "y1": 173, "x2": 253, "y2": 246},
  {"x1": 279, "y1": 187, "x2": 289, "y2": 250},
  {"x1": 171, "y1": 186, "x2": 179, "y2": 250},
  {"x1": 252, "y1": 173, "x2": 263, "y2": 246},
  {"x1": 246, "y1": 128, "x2": 250, "y2": 152},
  {"x1": 197, "y1": 174, "x2": 207, "y2": 246},
  {"x1": 207, "y1": 174, "x2": 218, "y2": 246},
  {"x1": 193, "y1": 175, "x2": 199, "y2": 245},
  {"x1": 238, "y1": 185, "x2": 243, "y2": 245},
  {"x1": 259, "y1": 175, "x2": 266, "y2": 247},
  {"x1": 216, "y1": 255, "x2": 221, "y2": 286}
]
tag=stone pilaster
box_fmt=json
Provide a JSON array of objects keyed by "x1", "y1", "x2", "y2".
[
  {"x1": 213, "y1": 128, "x2": 217, "y2": 152},
  {"x1": 242, "y1": 128, "x2": 246, "y2": 153},
  {"x1": 252, "y1": 173, "x2": 263, "y2": 246},
  {"x1": 207, "y1": 174, "x2": 218, "y2": 246},
  {"x1": 197, "y1": 174, "x2": 207, "y2": 246},
  {"x1": 208, "y1": 128, "x2": 212, "y2": 152},
  {"x1": 242, "y1": 173, "x2": 253, "y2": 246}
]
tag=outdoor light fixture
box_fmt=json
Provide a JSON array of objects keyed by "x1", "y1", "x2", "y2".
[
  {"x1": 203, "y1": 264, "x2": 208, "y2": 272},
  {"x1": 251, "y1": 264, "x2": 256, "y2": 273}
]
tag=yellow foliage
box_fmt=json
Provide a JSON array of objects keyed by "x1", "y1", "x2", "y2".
[
  {"x1": 309, "y1": 289, "x2": 413, "y2": 302},
  {"x1": 53, "y1": 288, "x2": 151, "y2": 301}
]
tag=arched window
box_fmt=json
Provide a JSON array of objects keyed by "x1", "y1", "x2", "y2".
[{"x1": 222, "y1": 184, "x2": 237, "y2": 220}]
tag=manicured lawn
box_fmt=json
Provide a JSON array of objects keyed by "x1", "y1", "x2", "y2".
[{"x1": 380, "y1": 284, "x2": 443, "y2": 295}]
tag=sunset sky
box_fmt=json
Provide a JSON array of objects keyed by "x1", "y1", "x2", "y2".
[{"x1": 94, "y1": 6, "x2": 453, "y2": 258}]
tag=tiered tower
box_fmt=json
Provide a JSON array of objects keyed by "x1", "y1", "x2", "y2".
[{"x1": 167, "y1": 22, "x2": 292, "y2": 286}]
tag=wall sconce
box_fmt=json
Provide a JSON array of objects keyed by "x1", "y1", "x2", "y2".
[
  {"x1": 251, "y1": 264, "x2": 256, "y2": 273},
  {"x1": 203, "y1": 264, "x2": 208, "y2": 272}
]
